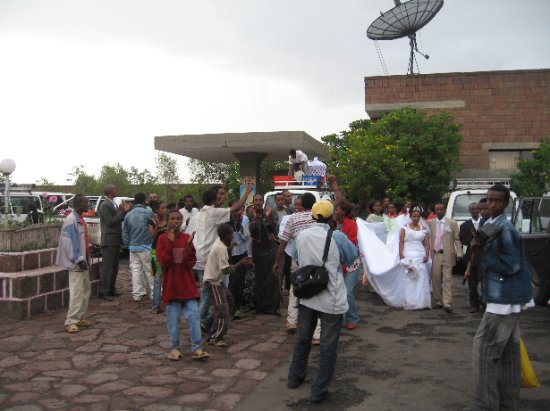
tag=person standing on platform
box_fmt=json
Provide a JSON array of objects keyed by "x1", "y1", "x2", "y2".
[
  {"x1": 288, "y1": 149, "x2": 308, "y2": 178},
  {"x1": 98, "y1": 184, "x2": 130, "y2": 301}
]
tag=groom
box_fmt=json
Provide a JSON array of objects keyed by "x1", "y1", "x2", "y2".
[{"x1": 428, "y1": 204, "x2": 462, "y2": 313}]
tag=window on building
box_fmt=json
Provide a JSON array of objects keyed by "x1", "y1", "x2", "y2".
[{"x1": 489, "y1": 150, "x2": 533, "y2": 169}]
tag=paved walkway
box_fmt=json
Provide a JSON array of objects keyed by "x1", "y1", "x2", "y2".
[
  {"x1": 0, "y1": 261, "x2": 295, "y2": 411},
  {"x1": 1, "y1": 262, "x2": 549, "y2": 410}
]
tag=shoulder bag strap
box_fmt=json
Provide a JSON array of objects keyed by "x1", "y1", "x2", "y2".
[{"x1": 321, "y1": 229, "x2": 333, "y2": 267}]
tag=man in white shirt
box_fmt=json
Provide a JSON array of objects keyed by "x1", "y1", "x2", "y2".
[
  {"x1": 288, "y1": 149, "x2": 308, "y2": 177},
  {"x1": 194, "y1": 181, "x2": 253, "y2": 327},
  {"x1": 179, "y1": 195, "x2": 199, "y2": 232},
  {"x1": 472, "y1": 185, "x2": 533, "y2": 410}
]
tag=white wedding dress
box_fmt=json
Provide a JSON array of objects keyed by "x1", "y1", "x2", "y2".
[{"x1": 357, "y1": 216, "x2": 432, "y2": 310}]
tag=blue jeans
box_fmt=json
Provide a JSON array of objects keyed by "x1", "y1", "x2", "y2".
[
  {"x1": 195, "y1": 269, "x2": 212, "y2": 326},
  {"x1": 344, "y1": 268, "x2": 360, "y2": 324},
  {"x1": 288, "y1": 305, "x2": 343, "y2": 400},
  {"x1": 166, "y1": 299, "x2": 202, "y2": 353}
]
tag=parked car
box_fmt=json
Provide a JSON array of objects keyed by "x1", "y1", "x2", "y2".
[
  {"x1": 446, "y1": 186, "x2": 517, "y2": 226},
  {"x1": 0, "y1": 192, "x2": 43, "y2": 223},
  {"x1": 512, "y1": 196, "x2": 550, "y2": 305}
]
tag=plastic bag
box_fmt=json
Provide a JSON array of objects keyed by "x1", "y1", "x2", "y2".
[{"x1": 520, "y1": 338, "x2": 540, "y2": 388}]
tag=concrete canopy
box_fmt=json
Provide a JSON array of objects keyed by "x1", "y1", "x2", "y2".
[{"x1": 154, "y1": 131, "x2": 329, "y2": 163}]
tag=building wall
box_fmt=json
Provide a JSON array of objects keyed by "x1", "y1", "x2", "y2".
[{"x1": 364, "y1": 69, "x2": 550, "y2": 177}]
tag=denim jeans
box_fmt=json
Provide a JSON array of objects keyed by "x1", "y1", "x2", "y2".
[
  {"x1": 344, "y1": 268, "x2": 361, "y2": 324},
  {"x1": 195, "y1": 269, "x2": 212, "y2": 326},
  {"x1": 166, "y1": 299, "x2": 202, "y2": 353},
  {"x1": 288, "y1": 305, "x2": 343, "y2": 400}
]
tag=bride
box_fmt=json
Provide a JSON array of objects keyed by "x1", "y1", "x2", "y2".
[
  {"x1": 357, "y1": 207, "x2": 432, "y2": 310},
  {"x1": 398, "y1": 208, "x2": 431, "y2": 310}
]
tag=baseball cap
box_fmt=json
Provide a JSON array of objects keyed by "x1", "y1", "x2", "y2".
[{"x1": 311, "y1": 200, "x2": 333, "y2": 220}]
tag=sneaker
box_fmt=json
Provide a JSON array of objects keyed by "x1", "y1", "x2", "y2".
[
  {"x1": 287, "y1": 377, "x2": 305, "y2": 389},
  {"x1": 133, "y1": 295, "x2": 144, "y2": 302},
  {"x1": 192, "y1": 349, "x2": 210, "y2": 360},
  {"x1": 151, "y1": 307, "x2": 163, "y2": 314},
  {"x1": 208, "y1": 339, "x2": 228, "y2": 348},
  {"x1": 346, "y1": 323, "x2": 357, "y2": 330},
  {"x1": 311, "y1": 338, "x2": 321, "y2": 346},
  {"x1": 167, "y1": 349, "x2": 183, "y2": 361},
  {"x1": 444, "y1": 306, "x2": 453, "y2": 314},
  {"x1": 233, "y1": 309, "x2": 242, "y2": 319}
]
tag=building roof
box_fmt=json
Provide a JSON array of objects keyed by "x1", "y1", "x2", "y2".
[{"x1": 154, "y1": 131, "x2": 329, "y2": 163}]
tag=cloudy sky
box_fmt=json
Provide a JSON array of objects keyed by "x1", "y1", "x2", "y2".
[{"x1": 1, "y1": 0, "x2": 549, "y2": 185}]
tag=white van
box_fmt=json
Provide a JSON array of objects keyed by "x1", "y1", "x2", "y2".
[{"x1": 445, "y1": 188, "x2": 517, "y2": 226}]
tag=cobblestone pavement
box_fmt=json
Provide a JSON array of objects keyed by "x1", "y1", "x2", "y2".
[{"x1": 0, "y1": 261, "x2": 295, "y2": 411}]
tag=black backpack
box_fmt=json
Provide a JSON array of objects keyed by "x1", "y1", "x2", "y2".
[{"x1": 291, "y1": 230, "x2": 333, "y2": 299}]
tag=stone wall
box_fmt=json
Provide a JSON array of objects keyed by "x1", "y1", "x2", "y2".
[
  {"x1": 0, "y1": 248, "x2": 101, "y2": 320},
  {"x1": 364, "y1": 69, "x2": 550, "y2": 175}
]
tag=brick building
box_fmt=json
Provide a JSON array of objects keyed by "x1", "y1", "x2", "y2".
[{"x1": 364, "y1": 69, "x2": 550, "y2": 178}]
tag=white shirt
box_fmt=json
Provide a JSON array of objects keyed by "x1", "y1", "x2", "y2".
[
  {"x1": 278, "y1": 214, "x2": 294, "y2": 256},
  {"x1": 288, "y1": 150, "x2": 308, "y2": 165},
  {"x1": 192, "y1": 205, "x2": 230, "y2": 270},
  {"x1": 471, "y1": 217, "x2": 480, "y2": 231},
  {"x1": 179, "y1": 207, "x2": 199, "y2": 231}
]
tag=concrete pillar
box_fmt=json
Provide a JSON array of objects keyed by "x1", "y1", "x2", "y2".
[{"x1": 233, "y1": 152, "x2": 268, "y2": 188}]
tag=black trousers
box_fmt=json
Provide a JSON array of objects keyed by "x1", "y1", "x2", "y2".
[
  {"x1": 228, "y1": 253, "x2": 247, "y2": 311},
  {"x1": 468, "y1": 264, "x2": 481, "y2": 309},
  {"x1": 100, "y1": 246, "x2": 120, "y2": 295}
]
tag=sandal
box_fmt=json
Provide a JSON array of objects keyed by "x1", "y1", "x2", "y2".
[
  {"x1": 208, "y1": 339, "x2": 228, "y2": 348},
  {"x1": 76, "y1": 319, "x2": 93, "y2": 327},
  {"x1": 167, "y1": 349, "x2": 183, "y2": 361},
  {"x1": 66, "y1": 324, "x2": 80, "y2": 333},
  {"x1": 192, "y1": 349, "x2": 210, "y2": 360}
]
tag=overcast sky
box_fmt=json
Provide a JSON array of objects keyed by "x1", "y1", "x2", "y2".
[{"x1": 1, "y1": 0, "x2": 549, "y2": 185}]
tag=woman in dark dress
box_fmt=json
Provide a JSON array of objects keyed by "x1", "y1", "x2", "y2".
[{"x1": 248, "y1": 194, "x2": 280, "y2": 315}]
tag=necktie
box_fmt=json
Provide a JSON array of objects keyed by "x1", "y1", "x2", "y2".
[{"x1": 434, "y1": 220, "x2": 443, "y2": 252}]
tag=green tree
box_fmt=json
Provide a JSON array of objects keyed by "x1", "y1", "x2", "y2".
[
  {"x1": 322, "y1": 108, "x2": 462, "y2": 207},
  {"x1": 155, "y1": 151, "x2": 185, "y2": 203},
  {"x1": 69, "y1": 166, "x2": 101, "y2": 195},
  {"x1": 511, "y1": 138, "x2": 550, "y2": 196},
  {"x1": 97, "y1": 163, "x2": 132, "y2": 196}
]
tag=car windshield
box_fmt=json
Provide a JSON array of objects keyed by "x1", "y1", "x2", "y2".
[
  {"x1": 0, "y1": 195, "x2": 42, "y2": 214},
  {"x1": 452, "y1": 193, "x2": 513, "y2": 220}
]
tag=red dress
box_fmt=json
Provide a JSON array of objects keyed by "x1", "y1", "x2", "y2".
[{"x1": 156, "y1": 232, "x2": 198, "y2": 304}]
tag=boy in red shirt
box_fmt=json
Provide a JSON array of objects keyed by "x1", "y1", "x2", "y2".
[{"x1": 156, "y1": 210, "x2": 209, "y2": 361}]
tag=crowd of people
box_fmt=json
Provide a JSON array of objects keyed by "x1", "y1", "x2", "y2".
[{"x1": 54, "y1": 173, "x2": 533, "y2": 408}]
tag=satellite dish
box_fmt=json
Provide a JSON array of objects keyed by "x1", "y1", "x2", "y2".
[{"x1": 367, "y1": 0, "x2": 444, "y2": 74}]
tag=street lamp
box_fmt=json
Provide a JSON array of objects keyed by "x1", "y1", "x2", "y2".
[{"x1": 0, "y1": 158, "x2": 16, "y2": 214}]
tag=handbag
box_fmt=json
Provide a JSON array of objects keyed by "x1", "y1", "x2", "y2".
[
  {"x1": 291, "y1": 229, "x2": 333, "y2": 299},
  {"x1": 520, "y1": 338, "x2": 540, "y2": 388}
]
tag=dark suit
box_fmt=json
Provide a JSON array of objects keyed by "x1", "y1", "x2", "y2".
[
  {"x1": 459, "y1": 218, "x2": 482, "y2": 310},
  {"x1": 98, "y1": 198, "x2": 125, "y2": 296}
]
